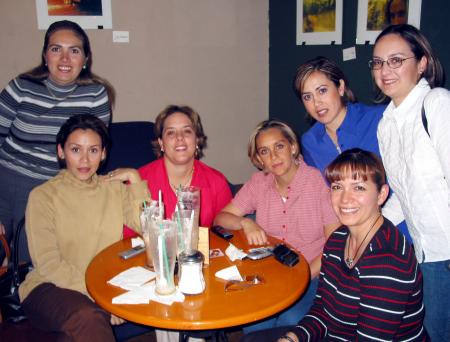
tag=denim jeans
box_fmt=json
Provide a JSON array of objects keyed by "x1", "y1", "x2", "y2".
[
  {"x1": 420, "y1": 259, "x2": 450, "y2": 342},
  {"x1": 243, "y1": 277, "x2": 318, "y2": 334}
]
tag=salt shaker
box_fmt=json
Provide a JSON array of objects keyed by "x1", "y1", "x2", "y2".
[{"x1": 178, "y1": 251, "x2": 205, "y2": 295}]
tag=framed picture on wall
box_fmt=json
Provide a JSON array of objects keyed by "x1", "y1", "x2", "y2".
[
  {"x1": 356, "y1": 0, "x2": 422, "y2": 44},
  {"x1": 296, "y1": 0, "x2": 343, "y2": 45},
  {"x1": 36, "y1": 0, "x2": 112, "y2": 30}
]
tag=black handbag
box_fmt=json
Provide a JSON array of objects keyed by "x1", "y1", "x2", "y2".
[{"x1": 0, "y1": 217, "x2": 33, "y2": 323}]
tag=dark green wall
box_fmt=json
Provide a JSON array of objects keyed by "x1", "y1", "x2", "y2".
[{"x1": 269, "y1": 0, "x2": 450, "y2": 137}]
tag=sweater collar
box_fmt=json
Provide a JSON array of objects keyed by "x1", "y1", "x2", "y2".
[
  {"x1": 60, "y1": 169, "x2": 100, "y2": 190},
  {"x1": 45, "y1": 77, "x2": 78, "y2": 94}
]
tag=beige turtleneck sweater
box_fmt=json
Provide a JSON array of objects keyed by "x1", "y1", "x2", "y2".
[{"x1": 19, "y1": 170, "x2": 150, "y2": 301}]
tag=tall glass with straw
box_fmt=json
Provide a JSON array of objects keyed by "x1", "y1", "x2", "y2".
[
  {"x1": 141, "y1": 191, "x2": 177, "y2": 296},
  {"x1": 173, "y1": 185, "x2": 200, "y2": 256}
]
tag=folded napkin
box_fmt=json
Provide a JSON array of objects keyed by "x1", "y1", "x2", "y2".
[
  {"x1": 131, "y1": 237, "x2": 145, "y2": 248},
  {"x1": 225, "y1": 243, "x2": 247, "y2": 261},
  {"x1": 107, "y1": 266, "x2": 155, "y2": 291},
  {"x1": 112, "y1": 283, "x2": 154, "y2": 304},
  {"x1": 112, "y1": 283, "x2": 185, "y2": 305},
  {"x1": 215, "y1": 265, "x2": 243, "y2": 281}
]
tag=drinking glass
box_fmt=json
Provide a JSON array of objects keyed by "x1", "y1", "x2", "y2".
[
  {"x1": 173, "y1": 186, "x2": 200, "y2": 256},
  {"x1": 146, "y1": 219, "x2": 177, "y2": 296}
]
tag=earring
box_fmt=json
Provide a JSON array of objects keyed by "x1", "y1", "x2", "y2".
[{"x1": 82, "y1": 65, "x2": 87, "y2": 69}]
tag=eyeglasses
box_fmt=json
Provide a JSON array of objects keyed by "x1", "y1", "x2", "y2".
[{"x1": 368, "y1": 56, "x2": 416, "y2": 70}]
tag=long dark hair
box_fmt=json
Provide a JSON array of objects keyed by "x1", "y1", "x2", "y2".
[
  {"x1": 56, "y1": 114, "x2": 109, "y2": 168},
  {"x1": 19, "y1": 20, "x2": 115, "y2": 107},
  {"x1": 373, "y1": 24, "x2": 444, "y2": 102}
]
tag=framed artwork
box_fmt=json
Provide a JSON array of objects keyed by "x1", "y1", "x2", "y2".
[
  {"x1": 36, "y1": 0, "x2": 112, "y2": 30},
  {"x1": 356, "y1": 0, "x2": 422, "y2": 44},
  {"x1": 296, "y1": 0, "x2": 343, "y2": 45}
]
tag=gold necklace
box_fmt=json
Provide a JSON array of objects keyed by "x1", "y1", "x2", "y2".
[
  {"x1": 345, "y1": 214, "x2": 381, "y2": 268},
  {"x1": 170, "y1": 166, "x2": 194, "y2": 192}
]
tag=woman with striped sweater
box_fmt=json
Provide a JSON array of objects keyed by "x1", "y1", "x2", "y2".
[
  {"x1": 0, "y1": 20, "x2": 114, "y2": 262},
  {"x1": 242, "y1": 149, "x2": 428, "y2": 341}
]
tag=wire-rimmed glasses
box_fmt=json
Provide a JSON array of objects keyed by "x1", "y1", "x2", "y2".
[{"x1": 368, "y1": 56, "x2": 416, "y2": 70}]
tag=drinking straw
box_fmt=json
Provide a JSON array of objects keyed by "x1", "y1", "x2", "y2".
[
  {"x1": 156, "y1": 190, "x2": 172, "y2": 288},
  {"x1": 157, "y1": 235, "x2": 168, "y2": 287},
  {"x1": 158, "y1": 221, "x2": 173, "y2": 288},
  {"x1": 175, "y1": 186, "x2": 185, "y2": 252},
  {"x1": 158, "y1": 190, "x2": 163, "y2": 219},
  {"x1": 186, "y1": 209, "x2": 195, "y2": 252}
]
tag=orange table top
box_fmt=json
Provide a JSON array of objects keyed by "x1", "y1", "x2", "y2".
[{"x1": 85, "y1": 230, "x2": 310, "y2": 330}]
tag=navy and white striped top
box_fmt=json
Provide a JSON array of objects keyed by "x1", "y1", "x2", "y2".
[
  {"x1": 0, "y1": 77, "x2": 111, "y2": 180},
  {"x1": 293, "y1": 218, "x2": 428, "y2": 341}
]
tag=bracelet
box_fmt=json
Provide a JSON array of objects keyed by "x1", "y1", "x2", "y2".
[{"x1": 281, "y1": 334, "x2": 296, "y2": 342}]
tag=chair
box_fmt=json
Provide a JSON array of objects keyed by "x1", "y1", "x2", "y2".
[{"x1": 100, "y1": 121, "x2": 157, "y2": 174}]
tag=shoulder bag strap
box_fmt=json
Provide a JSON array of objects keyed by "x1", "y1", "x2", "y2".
[
  {"x1": 421, "y1": 102, "x2": 430, "y2": 137},
  {"x1": 10, "y1": 217, "x2": 25, "y2": 287}
]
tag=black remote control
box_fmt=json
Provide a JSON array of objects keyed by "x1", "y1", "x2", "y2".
[{"x1": 211, "y1": 225, "x2": 234, "y2": 240}]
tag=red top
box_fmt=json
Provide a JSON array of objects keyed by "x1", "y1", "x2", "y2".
[
  {"x1": 123, "y1": 158, "x2": 232, "y2": 238},
  {"x1": 232, "y1": 160, "x2": 337, "y2": 262}
]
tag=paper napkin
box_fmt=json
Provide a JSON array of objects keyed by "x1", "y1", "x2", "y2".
[
  {"x1": 131, "y1": 237, "x2": 145, "y2": 248},
  {"x1": 225, "y1": 243, "x2": 247, "y2": 261},
  {"x1": 107, "y1": 266, "x2": 155, "y2": 291},
  {"x1": 215, "y1": 265, "x2": 244, "y2": 281},
  {"x1": 112, "y1": 283, "x2": 185, "y2": 305}
]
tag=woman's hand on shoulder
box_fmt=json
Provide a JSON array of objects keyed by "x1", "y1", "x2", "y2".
[
  {"x1": 101, "y1": 168, "x2": 142, "y2": 184},
  {"x1": 241, "y1": 218, "x2": 268, "y2": 245}
]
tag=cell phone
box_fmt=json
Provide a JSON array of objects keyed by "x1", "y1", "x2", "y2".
[
  {"x1": 211, "y1": 225, "x2": 234, "y2": 240},
  {"x1": 273, "y1": 244, "x2": 299, "y2": 267},
  {"x1": 118, "y1": 245, "x2": 145, "y2": 260},
  {"x1": 247, "y1": 247, "x2": 273, "y2": 260}
]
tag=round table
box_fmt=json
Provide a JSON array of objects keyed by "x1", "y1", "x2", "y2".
[{"x1": 86, "y1": 230, "x2": 310, "y2": 330}]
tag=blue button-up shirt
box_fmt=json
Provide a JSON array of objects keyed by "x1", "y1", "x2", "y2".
[
  {"x1": 301, "y1": 101, "x2": 411, "y2": 242},
  {"x1": 301, "y1": 102, "x2": 385, "y2": 174}
]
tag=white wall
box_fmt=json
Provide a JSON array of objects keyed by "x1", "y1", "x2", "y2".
[{"x1": 0, "y1": 0, "x2": 269, "y2": 183}]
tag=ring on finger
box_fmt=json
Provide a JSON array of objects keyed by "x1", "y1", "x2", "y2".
[{"x1": 109, "y1": 171, "x2": 114, "y2": 178}]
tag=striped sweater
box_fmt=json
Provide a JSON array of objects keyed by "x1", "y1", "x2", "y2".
[
  {"x1": 0, "y1": 77, "x2": 111, "y2": 180},
  {"x1": 293, "y1": 218, "x2": 428, "y2": 341}
]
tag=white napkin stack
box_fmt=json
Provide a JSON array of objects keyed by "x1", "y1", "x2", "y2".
[
  {"x1": 111, "y1": 282, "x2": 185, "y2": 305},
  {"x1": 107, "y1": 266, "x2": 155, "y2": 291},
  {"x1": 108, "y1": 266, "x2": 185, "y2": 305}
]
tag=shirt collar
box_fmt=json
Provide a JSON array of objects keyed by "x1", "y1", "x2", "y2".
[
  {"x1": 268, "y1": 159, "x2": 308, "y2": 199},
  {"x1": 384, "y1": 78, "x2": 430, "y2": 120},
  {"x1": 316, "y1": 104, "x2": 355, "y2": 139}
]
